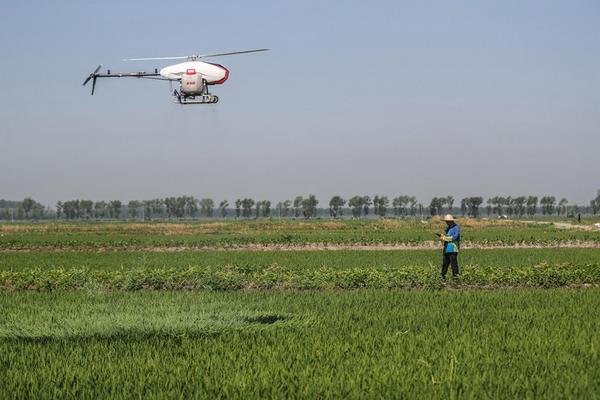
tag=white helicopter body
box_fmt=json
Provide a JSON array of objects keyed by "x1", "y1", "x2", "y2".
[{"x1": 159, "y1": 61, "x2": 228, "y2": 84}]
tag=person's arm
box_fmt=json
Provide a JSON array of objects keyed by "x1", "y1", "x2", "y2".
[{"x1": 441, "y1": 226, "x2": 459, "y2": 242}]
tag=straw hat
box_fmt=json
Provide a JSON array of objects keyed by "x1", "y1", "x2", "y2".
[{"x1": 443, "y1": 214, "x2": 455, "y2": 222}]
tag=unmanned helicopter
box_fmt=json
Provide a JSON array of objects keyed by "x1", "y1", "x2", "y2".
[{"x1": 83, "y1": 48, "x2": 269, "y2": 104}]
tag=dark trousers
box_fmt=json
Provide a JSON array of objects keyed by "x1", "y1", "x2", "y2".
[{"x1": 441, "y1": 252, "x2": 459, "y2": 278}]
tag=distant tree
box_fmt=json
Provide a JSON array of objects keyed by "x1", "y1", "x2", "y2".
[
  {"x1": 93, "y1": 201, "x2": 106, "y2": 219},
  {"x1": 329, "y1": 196, "x2": 346, "y2": 218},
  {"x1": 470, "y1": 197, "x2": 483, "y2": 217},
  {"x1": 558, "y1": 198, "x2": 568, "y2": 217},
  {"x1": 147, "y1": 199, "x2": 164, "y2": 218},
  {"x1": 177, "y1": 197, "x2": 187, "y2": 218},
  {"x1": 462, "y1": 197, "x2": 483, "y2": 218},
  {"x1": 498, "y1": 196, "x2": 507, "y2": 216},
  {"x1": 488, "y1": 196, "x2": 504, "y2": 216},
  {"x1": 185, "y1": 197, "x2": 199, "y2": 217},
  {"x1": 512, "y1": 196, "x2": 527, "y2": 218},
  {"x1": 392, "y1": 196, "x2": 401, "y2": 216},
  {"x1": 219, "y1": 200, "x2": 229, "y2": 218},
  {"x1": 71, "y1": 201, "x2": 81, "y2": 219},
  {"x1": 255, "y1": 201, "x2": 262, "y2": 218},
  {"x1": 445, "y1": 195, "x2": 454, "y2": 214},
  {"x1": 540, "y1": 196, "x2": 556, "y2": 216},
  {"x1": 199, "y1": 198, "x2": 214, "y2": 218},
  {"x1": 22, "y1": 198, "x2": 35, "y2": 218},
  {"x1": 262, "y1": 200, "x2": 271, "y2": 218},
  {"x1": 392, "y1": 196, "x2": 410, "y2": 217},
  {"x1": 381, "y1": 196, "x2": 390, "y2": 217},
  {"x1": 293, "y1": 196, "x2": 303, "y2": 218},
  {"x1": 460, "y1": 198, "x2": 470, "y2": 217},
  {"x1": 77, "y1": 200, "x2": 92, "y2": 219},
  {"x1": 143, "y1": 200, "x2": 152, "y2": 220},
  {"x1": 56, "y1": 201, "x2": 63, "y2": 219},
  {"x1": 282, "y1": 200, "x2": 291, "y2": 217},
  {"x1": 128, "y1": 200, "x2": 141, "y2": 219},
  {"x1": 373, "y1": 195, "x2": 389, "y2": 217},
  {"x1": 235, "y1": 199, "x2": 242, "y2": 218},
  {"x1": 429, "y1": 197, "x2": 445, "y2": 216},
  {"x1": 408, "y1": 197, "x2": 418, "y2": 216},
  {"x1": 505, "y1": 196, "x2": 514, "y2": 217},
  {"x1": 348, "y1": 196, "x2": 363, "y2": 218},
  {"x1": 487, "y1": 197, "x2": 496, "y2": 215},
  {"x1": 301, "y1": 195, "x2": 318, "y2": 219},
  {"x1": 36, "y1": 203, "x2": 47, "y2": 219},
  {"x1": 164, "y1": 197, "x2": 177, "y2": 218},
  {"x1": 251, "y1": 200, "x2": 272, "y2": 218},
  {"x1": 241, "y1": 198, "x2": 255, "y2": 218},
  {"x1": 61, "y1": 201, "x2": 78, "y2": 219},
  {"x1": 362, "y1": 196, "x2": 372, "y2": 216},
  {"x1": 18, "y1": 199, "x2": 38, "y2": 219},
  {"x1": 484, "y1": 198, "x2": 491, "y2": 217},
  {"x1": 165, "y1": 197, "x2": 176, "y2": 218},
  {"x1": 526, "y1": 196, "x2": 538, "y2": 216},
  {"x1": 108, "y1": 200, "x2": 122, "y2": 219}
]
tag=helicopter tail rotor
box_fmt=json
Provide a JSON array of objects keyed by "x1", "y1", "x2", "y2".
[{"x1": 83, "y1": 65, "x2": 102, "y2": 95}]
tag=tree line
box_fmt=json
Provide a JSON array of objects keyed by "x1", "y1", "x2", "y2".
[{"x1": 1, "y1": 191, "x2": 599, "y2": 220}]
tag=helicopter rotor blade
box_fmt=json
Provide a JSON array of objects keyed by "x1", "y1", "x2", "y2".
[
  {"x1": 195, "y1": 48, "x2": 269, "y2": 59},
  {"x1": 122, "y1": 48, "x2": 269, "y2": 62},
  {"x1": 122, "y1": 56, "x2": 188, "y2": 62}
]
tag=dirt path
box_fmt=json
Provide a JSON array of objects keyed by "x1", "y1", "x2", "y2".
[
  {"x1": 523, "y1": 220, "x2": 597, "y2": 231},
  {"x1": 2, "y1": 241, "x2": 600, "y2": 253}
]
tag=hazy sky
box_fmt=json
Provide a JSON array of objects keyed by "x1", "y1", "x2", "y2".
[{"x1": 1, "y1": 0, "x2": 599, "y2": 207}]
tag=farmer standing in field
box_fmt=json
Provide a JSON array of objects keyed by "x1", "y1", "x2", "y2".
[{"x1": 438, "y1": 214, "x2": 461, "y2": 279}]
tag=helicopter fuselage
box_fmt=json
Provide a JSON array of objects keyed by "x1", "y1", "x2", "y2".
[{"x1": 159, "y1": 61, "x2": 229, "y2": 85}]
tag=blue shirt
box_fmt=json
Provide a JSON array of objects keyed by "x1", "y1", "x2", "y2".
[{"x1": 444, "y1": 224, "x2": 461, "y2": 253}]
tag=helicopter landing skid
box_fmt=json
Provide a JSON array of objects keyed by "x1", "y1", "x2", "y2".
[{"x1": 174, "y1": 94, "x2": 219, "y2": 105}]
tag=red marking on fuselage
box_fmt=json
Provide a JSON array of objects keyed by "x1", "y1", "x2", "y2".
[
  {"x1": 207, "y1": 63, "x2": 229, "y2": 85},
  {"x1": 186, "y1": 69, "x2": 196, "y2": 75}
]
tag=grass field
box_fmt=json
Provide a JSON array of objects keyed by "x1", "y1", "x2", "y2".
[{"x1": 1, "y1": 220, "x2": 599, "y2": 398}]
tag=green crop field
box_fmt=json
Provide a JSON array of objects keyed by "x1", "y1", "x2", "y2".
[
  {"x1": 2, "y1": 290, "x2": 599, "y2": 398},
  {"x1": 1, "y1": 220, "x2": 599, "y2": 398},
  {"x1": 1, "y1": 219, "x2": 599, "y2": 250},
  {"x1": 1, "y1": 248, "x2": 600, "y2": 290}
]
